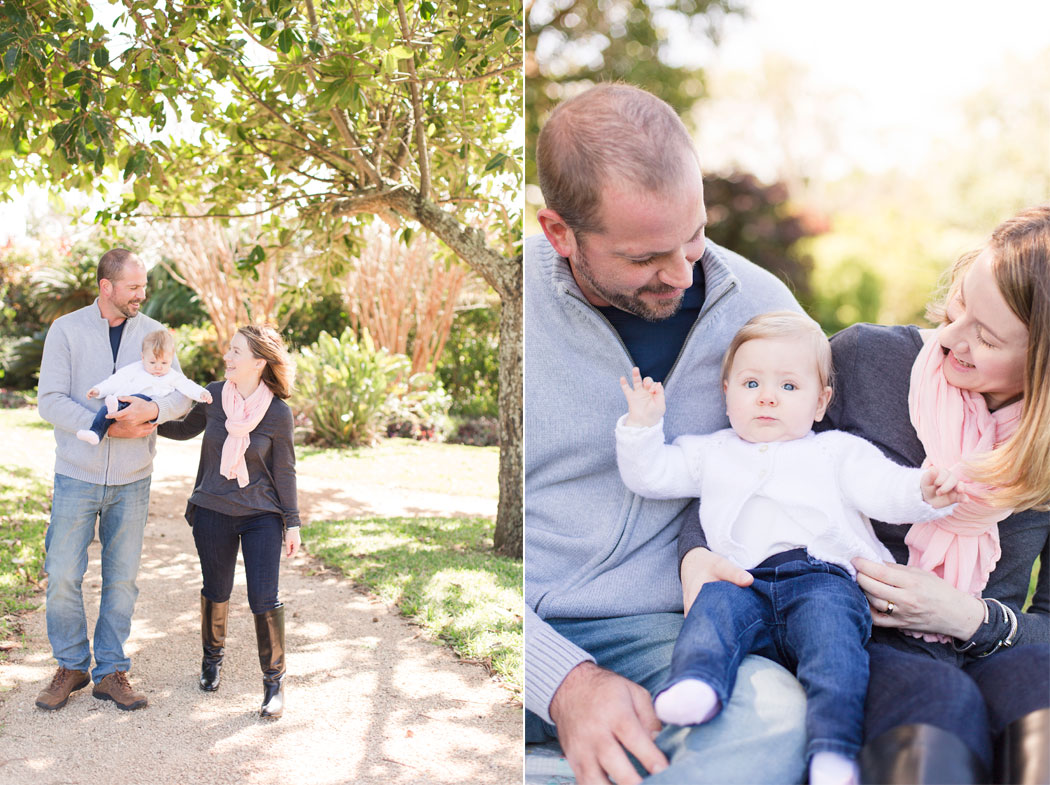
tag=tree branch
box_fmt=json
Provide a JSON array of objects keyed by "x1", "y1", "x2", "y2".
[{"x1": 396, "y1": 0, "x2": 431, "y2": 199}]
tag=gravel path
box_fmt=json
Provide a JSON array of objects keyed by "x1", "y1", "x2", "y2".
[{"x1": 0, "y1": 434, "x2": 522, "y2": 785}]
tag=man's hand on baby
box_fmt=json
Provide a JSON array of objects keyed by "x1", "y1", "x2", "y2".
[
  {"x1": 86, "y1": 388, "x2": 100, "y2": 399},
  {"x1": 619, "y1": 367, "x2": 665, "y2": 428},
  {"x1": 920, "y1": 466, "x2": 969, "y2": 508},
  {"x1": 200, "y1": 390, "x2": 213, "y2": 404}
]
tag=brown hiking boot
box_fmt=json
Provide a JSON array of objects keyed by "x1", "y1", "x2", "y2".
[
  {"x1": 35, "y1": 666, "x2": 91, "y2": 710},
  {"x1": 92, "y1": 671, "x2": 147, "y2": 711}
]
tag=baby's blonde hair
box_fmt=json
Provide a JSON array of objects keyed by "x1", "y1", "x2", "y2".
[
  {"x1": 141, "y1": 329, "x2": 175, "y2": 360},
  {"x1": 721, "y1": 311, "x2": 833, "y2": 392}
]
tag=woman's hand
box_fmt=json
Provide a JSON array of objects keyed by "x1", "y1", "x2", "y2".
[
  {"x1": 284, "y1": 527, "x2": 301, "y2": 558},
  {"x1": 852, "y1": 557, "x2": 985, "y2": 639},
  {"x1": 680, "y1": 547, "x2": 753, "y2": 616}
]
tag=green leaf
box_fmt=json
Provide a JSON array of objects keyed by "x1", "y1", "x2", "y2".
[
  {"x1": 93, "y1": 45, "x2": 109, "y2": 68},
  {"x1": 483, "y1": 152, "x2": 507, "y2": 172},
  {"x1": 504, "y1": 27, "x2": 519, "y2": 45},
  {"x1": 3, "y1": 47, "x2": 21, "y2": 74},
  {"x1": 278, "y1": 28, "x2": 293, "y2": 54},
  {"x1": 62, "y1": 69, "x2": 83, "y2": 88},
  {"x1": 69, "y1": 37, "x2": 90, "y2": 63},
  {"x1": 420, "y1": 1, "x2": 436, "y2": 21},
  {"x1": 452, "y1": 34, "x2": 465, "y2": 52}
]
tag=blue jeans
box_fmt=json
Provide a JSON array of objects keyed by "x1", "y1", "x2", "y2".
[
  {"x1": 526, "y1": 612, "x2": 808, "y2": 783},
  {"x1": 45, "y1": 474, "x2": 151, "y2": 682},
  {"x1": 190, "y1": 505, "x2": 283, "y2": 613},
  {"x1": 865, "y1": 640, "x2": 1050, "y2": 770},
  {"x1": 664, "y1": 550, "x2": 871, "y2": 761},
  {"x1": 85, "y1": 393, "x2": 152, "y2": 442}
]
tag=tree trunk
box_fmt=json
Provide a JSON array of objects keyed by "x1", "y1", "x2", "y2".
[
  {"x1": 493, "y1": 280, "x2": 523, "y2": 558},
  {"x1": 336, "y1": 188, "x2": 524, "y2": 559}
]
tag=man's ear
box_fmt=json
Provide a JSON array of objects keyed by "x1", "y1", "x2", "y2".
[
  {"x1": 98, "y1": 279, "x2": 112, "y2": 298},
  {"x1": 813, "y1": 386, "x2": 833, "y2": 422},
  {"x1": 537, "y1": 208, "x2": 578, "y2": 259}
]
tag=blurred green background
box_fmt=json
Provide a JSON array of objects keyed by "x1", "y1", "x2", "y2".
[{"x1": 525, "y1": 0, "x2": 1050, "y2": 334}]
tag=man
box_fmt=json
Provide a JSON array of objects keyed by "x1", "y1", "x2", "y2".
[
  {"x1": 525, "y1": 84, "x2": 809, "y2": 784},
  {"x1": 36, "y1": 249, "x2": 192, "y2": 711}
]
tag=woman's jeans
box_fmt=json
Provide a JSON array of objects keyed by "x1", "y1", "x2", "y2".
[
  {"x1": 45, "y1": 474, "x2": 151, "y2": 683},
  {"x1": 865, "y1": 640, "x2": 1050, "y2": 770},
  {"x1": 525, "y1": 612, "x2": 808, "y2": 784},
  {"x1": 86, "y1": 393, "x2": 152, "y2": 442},
  {"x1": 191, "y1": 505, "x2": 283, "y2": 613},
  {"x1": 663, "y1": 549, "x2": 871, "y2": 761}
]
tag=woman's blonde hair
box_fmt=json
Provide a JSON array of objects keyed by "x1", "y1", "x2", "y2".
[
  {"x1": 141, "y1": 329, "x2": 175, "y2": 359},
  {"x1": 237, "y1": 324, "x2": 295, "y2": 400},
  {"x1": 720, "y1": 310, "x2": 833, "y2": 392},
  {"x1": 928, "y1": 204, "x2": 1050, "y2": 511}
]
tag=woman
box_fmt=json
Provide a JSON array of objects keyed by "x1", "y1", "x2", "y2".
[
  {"x1": 676, "y1": 204, "x2": 1050, "y2": 784},
  {"x1": 824, "y1": 205, "x2": 1049, "y2": 784},
  {"x1": 818, "y1": 205, "x2": 1050, "y2": 780},
  {"x1": 159, "y1": 324, "x2": 301, "y2": 719}
]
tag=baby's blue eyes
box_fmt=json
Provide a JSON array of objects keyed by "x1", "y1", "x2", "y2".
[{"x1": 743, "y1": 381, "x2": 797, "y2": 391}]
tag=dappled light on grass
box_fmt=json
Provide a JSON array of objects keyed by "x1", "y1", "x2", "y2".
[
  {"x1": 0, "y1": 464, "x2": 50, "y2": 640},
  {"x1": 308, "y1": 516, "x2": 523, "y2": 698}
]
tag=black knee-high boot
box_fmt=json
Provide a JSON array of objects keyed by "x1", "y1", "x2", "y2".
[
  {"x1": 200, "y1": 596, "x2": 229, "y2": 692},
  {"x1": 995, "y1": 708, "x2": 1050, "y2": 785},
  {"x1": 860, "y1": 724, "x2": 987, "y2": 784},
  {"x1": 254, "y1": 605, "x2": 286, "y2": 718}
]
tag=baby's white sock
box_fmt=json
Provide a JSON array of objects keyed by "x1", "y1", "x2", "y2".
[
  {"x1": 653, "y1": 679, "x2": 720, "y2": 726},
  {"x1": 105, "y1": 394, "x2": 120, "y2": 415},
  {"x1": 809, "y1": 751, "x2": 859, "y2": 785},
  {"x1": 76, "y1": 429, "x2": 100, "y2": 445}
]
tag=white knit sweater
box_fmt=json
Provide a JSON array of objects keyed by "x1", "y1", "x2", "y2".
[{"x1": 616, "y1": 420, "x2": 953, "y2": 575}]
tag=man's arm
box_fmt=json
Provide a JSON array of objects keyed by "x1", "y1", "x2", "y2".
[
  {"x1": 526, "y1": 606, "x2": 668, "y2": 785},
  {"x1": 38, "y1": 324, "x2": 94, "y2": 433}
]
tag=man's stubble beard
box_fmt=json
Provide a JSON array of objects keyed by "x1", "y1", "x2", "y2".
[{"x1": 572, "y1": 245, "x2": 685, "y2": 322}]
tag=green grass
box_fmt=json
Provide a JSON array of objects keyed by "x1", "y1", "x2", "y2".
[
  {"x1": 0, "y1": 464, "x2": 50, "y2": 650},
  {"x1": 1027, "y1": 558, "x2": 1040, "y2": 610},
  {"x1": 297, "y1": 438, "x2": 499, "y2": 499},
  {"x1": 307, "y1": 515, "x2": 522, "y2": 698}
]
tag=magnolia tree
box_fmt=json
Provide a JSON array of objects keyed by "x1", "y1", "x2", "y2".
[{"x1": 0, "y1": 0, "x2": 523, "y2": 556}]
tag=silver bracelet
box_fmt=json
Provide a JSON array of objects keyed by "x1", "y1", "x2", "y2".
[
  {"x1": 951, "y1": 599, "x2": 990, "y2": 653},
  {"x1": 977, "y1": 597, "x2": 1019, "y2": 657}
]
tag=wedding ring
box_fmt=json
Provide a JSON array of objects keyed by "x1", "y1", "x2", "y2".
[{"x1": 885, "y1": 601, "x2": 896, "y2": 616}]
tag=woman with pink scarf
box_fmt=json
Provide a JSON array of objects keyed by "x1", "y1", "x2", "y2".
[
  {"x1": 674, "y1": 205, "x2": 1049, "y2": 784},
  {"x1": 159, "y1": 324, "x2": 299, "y2": 719}
]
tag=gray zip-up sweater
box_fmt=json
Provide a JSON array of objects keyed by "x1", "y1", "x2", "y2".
[
  {"x1": 38, "y1": 300, "x2": 193, "y2": 486},
  {"x1": 524, "y1": 233, "x2": 801, "y2": 723}
]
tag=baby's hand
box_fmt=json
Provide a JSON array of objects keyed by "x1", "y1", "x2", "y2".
[
  {"x1": 87, "y1": 387, "x2": 100, "y2": 399},
  {"x1": 200, "y1": 390, "x2": 213, "y2": 404},
  {"x1": 921, "y1": 466, "x2": 969, "y2": 508},
  {"x1": 619, "y1": 367, "x2": 666, "y2": 428}
]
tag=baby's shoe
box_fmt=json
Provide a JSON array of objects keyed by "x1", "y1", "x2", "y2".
[
  {"x1": 76, "y1": 430, "x2": 100, "y2": 445},
  {"x1": 105, "y1": 395, "x2": 120, "y2": 415}
]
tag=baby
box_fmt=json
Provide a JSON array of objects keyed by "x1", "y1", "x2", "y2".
[
  {"x1": 615, "y1": 311, "x2": 965, "y2": 785},
  {"x1": 77, "y1": 328, "x2": 212, "y2": 445}
]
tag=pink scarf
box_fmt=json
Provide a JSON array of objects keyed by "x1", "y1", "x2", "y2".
[
  {"x1": 219, "y1": 380, "x2": 274, "y2": 488},
  {"x1": 905, "y1": 328, "x2": 1021, "y2": 640}
]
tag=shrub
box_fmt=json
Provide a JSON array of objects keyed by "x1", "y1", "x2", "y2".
[
  {"x1": 0, "y1": 329, "x2": 46, "y2": 390},
  {"x1": 448, "y1": 416, "x2": 500, "y2": 447},
  {"x1": 173, "y1": 323, "x2": 225, "y2": 384},
  {"x1": 142, "y1": 264, "x2": 208, "y2": 327},
  {"x1": 436, "y1": 305, "x2": 499, "y2": 419},
  {"x1": 293, "y1": 327, "x2": 410, "y2": 447},
  {"x1": 383, "y1": 372, "x2": 453, "y2": 441}
]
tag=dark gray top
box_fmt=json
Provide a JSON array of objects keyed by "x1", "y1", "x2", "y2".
[
  {"x1": 158, "y1": 381, "x2": 300, "y2": 528},
  {"x1": 679, "y1": 323, "x2": 1048, "y2": 659}
]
